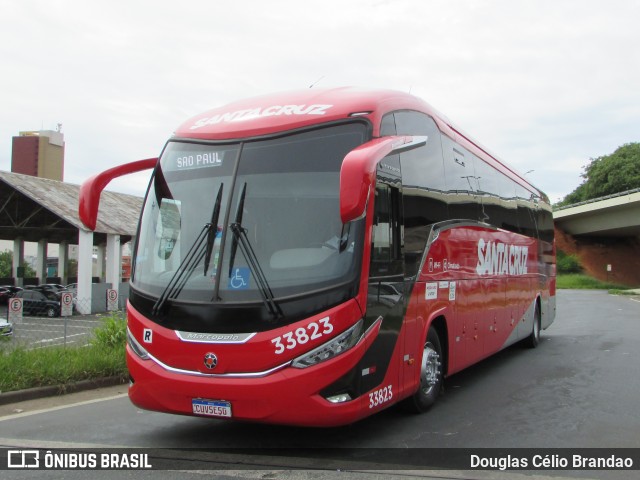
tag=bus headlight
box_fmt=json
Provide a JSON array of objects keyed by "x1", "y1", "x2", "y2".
[
  {"x1": 127, "y1": 328, "x2": 150, "y2": 360},
  {"x1": 292, "y1": 319, "x2": 363, "y2": 368}
]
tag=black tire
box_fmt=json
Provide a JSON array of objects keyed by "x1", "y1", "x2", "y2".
[
  {"x1": 402, "y1": 326, "x2": 443, "y2": 413},
  {"x1": 525, "y1": 302, "x2": 541, "y2": 348},
  {"x1": 46, "y1": 306, "x2": 57, "y2": 318}
]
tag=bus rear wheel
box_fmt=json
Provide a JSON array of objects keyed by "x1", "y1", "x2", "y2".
[
  {"x1": 403, "y1": 326, "x2": 443, "y2": 413},
  {"x1": 525, "y1": 302, "x2": 541, "y2": 348}
]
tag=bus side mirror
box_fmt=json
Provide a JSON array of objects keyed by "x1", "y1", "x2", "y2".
[
  {"x1": 339, "y1": 136, "x2": 426, "y2": 223},
  {"x1": 79, "y1": 158, "x2": 157, "y2": 231}
]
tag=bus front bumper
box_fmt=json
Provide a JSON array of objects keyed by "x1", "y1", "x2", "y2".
[{"x1": 126, "y1": 323, "x2": 380, "y2": 427}]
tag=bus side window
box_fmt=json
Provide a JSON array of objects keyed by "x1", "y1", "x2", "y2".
[
  {"x1": 443, "y1": 141, "x2": 482, "y2": 222},
  {"x1": 370, "y1": 183, "x2": 402, "y2": 277},
  {"x1": 380, "y1": 113, "x2": 397, "y2": 136}
]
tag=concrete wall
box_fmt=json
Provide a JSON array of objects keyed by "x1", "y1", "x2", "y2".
[
  {"x1": 88, "y1": 282, "x2": 130, "y2": 313},
  {"x1": 555, "y1": 227, "x2": 640, "y2": 286}
]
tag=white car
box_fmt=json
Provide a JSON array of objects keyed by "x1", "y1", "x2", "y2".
[{"x1": 0, "y1": 317, "x2": 13, "y2": 337}]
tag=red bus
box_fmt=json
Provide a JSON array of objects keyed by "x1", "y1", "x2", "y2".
[{"x1": 80, "y1": 87, "x2": 555, "y2": 426}]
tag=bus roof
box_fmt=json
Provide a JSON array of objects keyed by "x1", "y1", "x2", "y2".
[
  {"x1": 174, "y1": 87, "x2": 544, "y2": 200},
  {"x1": 175, "y1": 87, "x2": 434, "y2": 139}
]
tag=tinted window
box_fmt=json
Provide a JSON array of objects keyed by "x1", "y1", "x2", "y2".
[
  {"x1": 380, "y1": 113, "x2": 396, "y2": 136},
  {"x1": 370, "y1": 183, "x2": 403, "y2": 278},
  {"x1": 496, "y1": 173, "x2": 520, "y2": 232},
  {"x1": 442, "y1": 138, "x2": 482, "y2": 221},
  {"x1": 515, "y1": 184, "x2": 538, "y2": 237},
  {"x1": 474, "y1": 157, "x2": 523, "y2": 230},
  {"x1": 394, "y1": 111, "x2": 433, "y2": 136},
  {"x1": 383, "y1": 111, "x2": 448, "y2": 277},
  {"x1": 537, "y1": 201, "x2": 554, "y2": 243}
]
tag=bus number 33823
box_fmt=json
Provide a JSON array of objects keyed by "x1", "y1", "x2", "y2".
[{"x1": 271, "y1": 317, "x2": 334, "y2": 355}]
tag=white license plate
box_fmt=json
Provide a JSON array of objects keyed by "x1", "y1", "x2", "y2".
[{"x1": 192, "y1": 399, "x2": 232, "y2": 418}]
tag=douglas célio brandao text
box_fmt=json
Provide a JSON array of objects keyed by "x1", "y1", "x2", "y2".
[{"x1": 470, "y1": 453, "x2": 634, "y2": 471}]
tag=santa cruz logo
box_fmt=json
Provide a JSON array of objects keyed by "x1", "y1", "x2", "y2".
[
  {"x1": 190, "y1": 104, "x2": 333, "y2": 130},
  {"x1": 203, "y1": 353, "x2": 218, "y2": 370},
  {"x1": 476, "y1": 239, "x2": 528, "y2": 276}
]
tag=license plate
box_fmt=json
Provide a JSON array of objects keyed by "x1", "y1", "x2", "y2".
[{"x1": 192, "y1": 399, "x2": 232, "y2": 418}]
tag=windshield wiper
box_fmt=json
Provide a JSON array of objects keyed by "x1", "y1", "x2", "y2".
[
  {"x1": 204, "y1": 184, "x2": 223, "y2": 275},
  {"x1": 230, "y1": 221, "x2": 283, "y2": 319},
  {"x1": 228, "y1": 182, "x2": 246, "y2": 278},
  {"x1": 228, "y1": 183, "x2": 282, "y2": 319},
  {"x1": 151, "y1": 184, "x2": 224, "y2": 316}
]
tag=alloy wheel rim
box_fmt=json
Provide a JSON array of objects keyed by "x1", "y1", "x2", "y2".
[{"x1": 420, "y1": 342, "x2": 441, "y2": 396}]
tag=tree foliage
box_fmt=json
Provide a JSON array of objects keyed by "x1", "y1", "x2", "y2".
[
  {"x1": 0, "y1": 250, "x2": 36, "y2": 278},
  {"x1": 558, "y1": 142, "x2": 640, "y2": 206},
  {"x1": 0, "y1": 250, "x2": 11, "y2": 278},
  {"x1": 556, "y1": 250, "x2": 582, "y2": 274}
]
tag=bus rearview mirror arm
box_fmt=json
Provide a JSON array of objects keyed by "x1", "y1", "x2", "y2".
[{"x1": 79, "y1": 158, "x2": 158, "y2": 231}]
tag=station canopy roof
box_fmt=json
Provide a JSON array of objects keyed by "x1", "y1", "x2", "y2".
[{"x1": 0, "y1": 170, "x2": 143, "y2": 245}]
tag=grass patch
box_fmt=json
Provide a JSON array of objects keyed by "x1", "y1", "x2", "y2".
[
  {"x1": 608, "y1": 289, "x2": 640, "y2": 296},
  {"x1": 0, "y1": 312, "x2": 127, "y2": 394},
  {"x1": 557, "y1": 274, "x2": 629, "y2": 290}
]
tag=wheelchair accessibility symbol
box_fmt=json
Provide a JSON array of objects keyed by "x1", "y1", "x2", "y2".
[{"x1": 229, "y1": 267, "x2": 250, "y2": 290}]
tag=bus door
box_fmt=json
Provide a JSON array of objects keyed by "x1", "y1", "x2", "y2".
[{"x1": 361, "y1": 159, "x2": 406, "y2": 399}]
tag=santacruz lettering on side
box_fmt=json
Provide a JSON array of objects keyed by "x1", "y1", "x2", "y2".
[{"x1": 476, "y1": 239, "x2": 528, "y2": 276}]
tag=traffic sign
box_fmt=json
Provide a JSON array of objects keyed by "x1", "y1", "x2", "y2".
[
  {"x1": 61, "y1": 292, "x2": 73, "y2": 316},
  {"x1": 8, "y1": 297, "x2": 23, "y2": 323},
  {"x1": 106, "y1": 289, "x2": 119, "y2": 311}
]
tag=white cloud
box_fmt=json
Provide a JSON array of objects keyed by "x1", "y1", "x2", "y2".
[{"x1": 1, "y1": 0, "x2": 639, "y2": 200}]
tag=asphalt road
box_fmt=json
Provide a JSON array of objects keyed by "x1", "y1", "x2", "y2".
[{"x1": 1, "y1": 290, "x2": 639, "y2": 479}]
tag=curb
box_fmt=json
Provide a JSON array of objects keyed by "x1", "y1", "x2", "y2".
[{"x1": 0, "y1": 375, "x2": 128, "y2": 406}]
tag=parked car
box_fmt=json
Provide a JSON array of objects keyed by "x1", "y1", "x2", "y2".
[
  {"x1": 0, "y1": 288, "x2": 12, "y2": 305},
  {"x1": 0, "y1": 317, "x2": 13, "y2": 336},
  {"x1": 26, "y1": 284, "x2": 68, "y2": 293},
  {"x1": 14, "y1": 290, "x2": 61, "y2": 317},
  {"x1": 65, "y1": 283, "x2": 78, "y2": 306},
  {"x1": 0, "y1": 286, "x2": 22, "y2": 305}
]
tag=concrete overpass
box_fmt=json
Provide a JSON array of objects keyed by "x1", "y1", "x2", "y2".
[
  {"x1": 554, "y1": 188, "x2": 640, "y2": 237},
  {"x1": 553, "y1": 188, "x2": 640, "y2": 286}
]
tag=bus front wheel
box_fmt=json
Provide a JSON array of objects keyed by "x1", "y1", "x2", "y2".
[{"x1": 403, "y1": 326, "x2": 443, "y2": 413}]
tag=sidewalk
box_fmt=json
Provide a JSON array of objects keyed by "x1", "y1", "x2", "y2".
[
  {"x1": 0, "y1": 382, "x2": 128, "y2": 418},
  {"x1": 0, "y1": 375, "x2": 127, "y2": 407}
]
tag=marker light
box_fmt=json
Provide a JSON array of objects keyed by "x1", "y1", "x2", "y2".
[
  {"x1": 292, "y1": 319, "x2": 363, "y2": 368},
  {"x1": 127, "y1": 328, "x2": 150, "y2": 360}
]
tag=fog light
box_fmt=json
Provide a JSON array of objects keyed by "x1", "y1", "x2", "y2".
[{"x1": 326, "y1": 393, "x2": 352, "y2": 403}]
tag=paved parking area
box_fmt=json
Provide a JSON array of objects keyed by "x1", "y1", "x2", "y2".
[{"x1": 1, "y1": 305, "x2": 116, "y2": 350}]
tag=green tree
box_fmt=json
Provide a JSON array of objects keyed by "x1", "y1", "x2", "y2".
[
  {"x1": 0, "y1": 250, "x2": 11, "y2": 277},
  {"x1": 558, "y1": 143, "x2": 640, "y2": 206},
  {"x1": 0, "y1": 250, "x2": 36, "y2": 278}
]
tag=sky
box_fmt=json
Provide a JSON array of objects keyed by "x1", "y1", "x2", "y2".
[{"x1": 1, "y1": 0, "x2": 639, "y2": 204}]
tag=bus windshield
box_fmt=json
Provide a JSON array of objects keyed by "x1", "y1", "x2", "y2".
[{"x1": 131, "y1": 122, "x2": 369, "y2": 312}]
